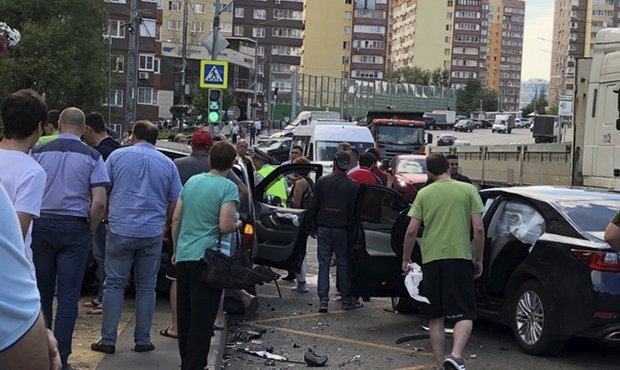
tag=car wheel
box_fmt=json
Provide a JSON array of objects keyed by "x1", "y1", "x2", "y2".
[
  {"x1": 508, "y1": 129, "x2": 512, "y2": 134},
  {"x1": 391, "y1": 296, "x2": 418, "y2": 314},
  {"x1": 492, "y1": 129, "x2": 495, "y2": 133},
  {"x1": 510, "y1": 280, "x2": 563, "y2": 355}
]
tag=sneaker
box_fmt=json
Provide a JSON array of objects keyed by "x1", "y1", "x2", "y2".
[
  {"x1": 291, "y1": 282, "x2": 309, "y2": 293},
  {"x1": 443, "y1": 354, "x2": 466, "y2": 370},
  {"x1": 133, "y1": 342, "x2": 155, "y2": 352},
  {"x1": 282, "y1": 273, "x2": 295, "y2": 281},
  {"x1": 91, "y1": 340, "x2": 115, "y2": 354},
  {"x1": 342, "y1": 297, "x2": 363, "y2": 310},
  {"x1": 318, "y1": 301, "x2": 328, "y2": 313}
]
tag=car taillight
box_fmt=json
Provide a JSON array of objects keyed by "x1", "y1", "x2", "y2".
[
  {"x1": 571, "y1": 249, "x2": 620, "y2": 272},
  {"x1": 239, "y1": 223, "x2": 254, "y2": 252}
]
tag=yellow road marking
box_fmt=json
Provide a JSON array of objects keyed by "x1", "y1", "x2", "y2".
[
  {"x1": 246, "y1": 310, "x2": 347, "y2": 324},
  {"x1": 392, "y1": 365, "x2": 433, "y2": 370},
  {"x1": 249, "y1": 323, "x2": 432, "y2": 356}
]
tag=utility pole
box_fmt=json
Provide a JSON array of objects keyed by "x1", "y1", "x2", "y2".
[
  {"x1": 126, "y1": 0, "x2": 139, "y2": 129},
  {"x1": 211, "y1": 0, "x2": 221, "y2": 60},
  {"x1": 178, "y1": 0, "x2": 189, "y2": 131},
  {"x1": 291, "y1": 68, "x2": 298, "y2": 121},
  {"x1": 252, "y1": 39, "x2": 259, "y2": 120}
]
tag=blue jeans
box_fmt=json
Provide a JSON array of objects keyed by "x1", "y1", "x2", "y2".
[
  {"x1": 101, "y1": 231, "x2": 162, "y2": 345},
  {"x1": 316, "y1": 227, "x2": 350, "y2": 302},
  {"x1": 92, "y1": 223, "x2": 106, "y2": 303},
  {"x1": 31, "y1": 218, "x2": 92, "y2": 367}
]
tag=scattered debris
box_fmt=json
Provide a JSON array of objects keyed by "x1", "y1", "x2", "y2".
[
  {"x1": 231, "y1": 329, "x2": 266, "y2": 342},
  {"x1": 338, "y1": 354, "x2": 360, "y2": 367},
  {"x1": 469, "y1": 354, "x2": 477, "y2": 359},
  {"x1": 250, "y1": 340, "x2": 263, "y2": 345},
  {"x1": 237, "y1": 348, "x2": 305, "y2": 365},
  {"x1": 265, "y1": 359, "x2": 276, "y2": 366},
  {"x1": 293, "y1": 343, "x2": 300, "y2": 349},
  {"x1": 304, "y1": 348, "x2": 328, "y2": 367},
  {"x1": 266, "y1": 346, "x2": 274, "y2": 353},
  {"x1": 421, "y1": 326, "x2": 454, "y2": 334}
]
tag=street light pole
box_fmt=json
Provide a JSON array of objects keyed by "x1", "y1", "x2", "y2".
[
  {"x1": 103, "y1": 8, "x2": 112, "y2": 126},
  {"x1": 179, "y1": 0, "x2": 189, "y2": 131}
]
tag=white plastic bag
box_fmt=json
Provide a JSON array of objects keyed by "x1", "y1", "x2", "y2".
[{"x1": 404, "y1": 263, "x2": 430, "y2": 304}]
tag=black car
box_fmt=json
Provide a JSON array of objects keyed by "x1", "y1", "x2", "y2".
[
  {"x1": 155, "y1": 141, "x2": 323, "y2": 291},
  {"x1": 255, "y1": 138, "x2": 292, "y2": 164},
  {"x1": 436, "y1": 134, "x2": 456, "y2": 146},
  {"x1": 348, "y1": 185, "x2": 620, "y2": 355}
]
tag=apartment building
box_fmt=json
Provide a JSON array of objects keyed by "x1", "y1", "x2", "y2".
[
  {"x1": 301, "y1": 0, "x2": 353, "y2": 79},
  {"x1": 450, "y1": 0, "x2": 524, "y2": 111},
  {"x1": 104, "y1": 0, "x2": 161, "y2": 128},
  {"x1": 232, "y1": 0, "x2": 304, "y2": 107},
  {"x1": 350, "y1": 0, "x2": 390, "y2": 80},
  {"x1": 390, "y1": 0, "x2": 455, "y2": 71}
]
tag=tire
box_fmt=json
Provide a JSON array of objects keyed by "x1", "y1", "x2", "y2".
[
  {"x1": 492, "y1": 129, "x2": 495, "y2": 133},
  {"x1": 510, "y1": 281, "x2": 564, "y2": 355}
]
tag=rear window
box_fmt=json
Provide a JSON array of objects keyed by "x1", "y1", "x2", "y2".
[{"x1": 557, "y1": 200, "x2": 620, "y2": 233}]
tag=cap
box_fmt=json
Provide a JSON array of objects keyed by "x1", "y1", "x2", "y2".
[
  {"x1": 250, "y1": 147, "x2": 273, "y2": 164},
  {"x1": 191, "y1": 129, "x2": 213, "y2": 146},
  {"x1": 334, "y1": 150, "x2": 351, "y2": 170}
]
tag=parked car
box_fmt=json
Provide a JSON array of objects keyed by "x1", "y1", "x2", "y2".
[
  {"x1": 436, "y1": 134, "x2": 456, "y2": 146},
  {"x1": 349, "y1": 185, "x2": 620, "y2": 355},
  {"x1": 255, "y1": 138, "x2": 292, "y2": 164},
  {"x1": 388, "y1": 155, "x2": 427, "y2": 202},
  {"x1": 269, "y1": 131, "x2": 294, "y2": 139},
  {"x1": 153, "y1": 141, "x2": 323, "y2": 293},
  {"x1": 515, "y1": 118, "x2": 532, "y2": 128},
  {"x1": 454, "y1": 119, "x2": 474, "y2": 132}
]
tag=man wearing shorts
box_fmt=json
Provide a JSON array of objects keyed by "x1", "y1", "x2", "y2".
[{"x1": 402, "y1": 153, "x2": 485, "y2": 370}]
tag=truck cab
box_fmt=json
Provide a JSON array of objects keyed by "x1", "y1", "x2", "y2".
[{"x1": 369, "y1": 118, "x2": 431, "y2": 161}]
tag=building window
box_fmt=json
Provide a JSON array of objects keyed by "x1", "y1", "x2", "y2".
[
  {"x1": 234, "y1": 26, "x2": 244, "y2": 36},
  {"x1": 113, "y1": 55, "x2": 125, "y2": 73},
  {"x1": 140, "y1": 19, "x2": 156, "y2": 37},
  {"x1": 352, "y1": 39, "x2": 385, "y2": 49},
  {"x1": 345, "y1": 0, "x2": 352, "y2": 4},
  {"x1": 253, "y1": 9, "x2": 267, "y2": 20},
  {"x1": 220, "y1": 23, "x2": 232, "y2": 34},
  {"x1": 344, "y1": 11, "x2": 352, "y2": 19},
  {"x1": 271, "y1": 63, "x2": 292, "y2": 73},
  {"x1": 138, "y1": 87, "x2": 158, "y2": 105},
  {"x1": 192, "y1": 22, "x2": 205, "y2": 33},
  {"x1": 273, "y1": 9, "x2": 303, "y2": 20},
  {"x1": 167, "y1": 19, "x2": 181, "y2": 31},
  {"x1": 253, "y1": 27, "x2": 265, "y2": 38},
  {"x1": 235, "y1": 7, "x2": 244, "y2": 18},
  {"x1": 353, "y1": 25, "x2": 385, "y2": 34},
  {"x1": 139, "y1": 54, "x2": 156, "y2": 71},
  {"x1": 343, "y1": 41, "x2": 350, "y2": 50},
  {"x1": 257, "y1": 45, "x2": 264, "y2": 56},
  {"x1": 105, "y1": 0, "x2": 127, "y2": 3},
  {"x1": 344, "y1": 26, "x2": 351, "y2": 34},
  {"x1": 351, "y1": 69, "x2": 383, "y2": 79},
  {"x1": 108, "y1": 89, "x2": 124, "y2": 107},
  {"x1": 106, "y1": 20, "x2": 126, "y2": 38},
  {"x1": 193, "y1": 3, "x2": 204, "y2": 13},
  {"x1": 444, "y1": 48, "x2": 451, "y2": 55},
  {"x1": 446, "y1": 24, "x2": 452, "y2": 31},
  {"x1": 169, "y1": 0, "x2": 181, "y2": 11},
  {"x1": 271, "y1": 45, "x2": 301, "y2": 56},
  {"x1": 352, "y1": 55, "x2": 384, "y2": 64},
  {"x1": 273, "y1": 27, "x2": 302, "y2": 38}
]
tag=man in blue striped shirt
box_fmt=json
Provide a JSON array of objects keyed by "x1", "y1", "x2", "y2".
[{"x1": 31, "y1": 107, "x2": 109, "y2": 370}]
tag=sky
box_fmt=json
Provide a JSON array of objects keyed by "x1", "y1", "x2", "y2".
[{"x1": 521, "y1": 0, "x2": 555, "y2": 81}]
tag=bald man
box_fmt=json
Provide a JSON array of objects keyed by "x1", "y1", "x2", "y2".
[{"x1": 31, "y1": 107, "x2": 109, "y2": 370}]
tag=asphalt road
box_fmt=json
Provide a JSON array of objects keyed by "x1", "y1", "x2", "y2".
[
  {"x1": 225, "y1": 238, "x2": 620, "y2": 370},
  {"x1": 427, "y1": 126, "x2": 573, "y2": 147}
]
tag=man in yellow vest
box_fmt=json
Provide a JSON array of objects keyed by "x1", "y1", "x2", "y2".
[
  {"x1": 36, "y1": 110, "x2": 60, "y2": 146},
  {"x1": 251, "y1": 148, "x2": 288, "y2": 207}
]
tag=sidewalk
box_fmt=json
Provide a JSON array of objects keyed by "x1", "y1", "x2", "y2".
[{"x1": 72, "y1": 298, "x2": 227, "y2": 370}]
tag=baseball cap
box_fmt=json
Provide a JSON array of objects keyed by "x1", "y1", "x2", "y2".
[
  {"x1": 334, "y1": 150, "x2": 351, "y2": 170},
  {"x1": 191, "y1": 129, "x2": 213, "y2": 146}
]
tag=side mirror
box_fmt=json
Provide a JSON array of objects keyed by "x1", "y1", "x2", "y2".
[{"x1": 426, "y1": 133, "x2": 433, "y2": 144}]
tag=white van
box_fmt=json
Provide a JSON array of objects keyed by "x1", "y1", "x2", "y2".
[
  {"x1": 291, "y1": 121, "x2": 375, "y2": 173},
  {"x1": 284, "y1": 111, "x2": 341, "y2": 131}
]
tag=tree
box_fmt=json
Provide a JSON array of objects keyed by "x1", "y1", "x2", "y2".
[
  {"x1": 522, "y1": 87, "x2": 549, "y2": 116},
  {"x1": 191, "y1": 85, "x2": 235, "y2": 123},
  {"x1": 456, "y1": 78, "x2": 499, "y2": 114},
  {"x1": 431, "y1": 67, "x2": 450, "y2": 87},
  {"x1": 390, "y1": 66, "x2": 431, "y2": 85},
  {"x1": 0, "y1": 0, "x2": 108, "y2": 112}
]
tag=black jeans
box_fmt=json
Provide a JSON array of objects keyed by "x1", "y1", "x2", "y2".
[{"x1": 176, "y1": 261, "x2": 222, "y2": 370}]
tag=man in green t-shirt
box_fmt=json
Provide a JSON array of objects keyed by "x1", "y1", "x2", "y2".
[
  {"x1": 604, "y1": 210, "x2": 620, "y2": 252},
  {"x1": 402, "y1": 153, "x2": 485, "y2": 370}
]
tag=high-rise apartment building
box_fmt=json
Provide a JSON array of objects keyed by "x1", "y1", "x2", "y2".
[
  {"x1": 549, "y1": 0, "x2": 619, "y2": 106},
  {"x1": 104, "y1": 0, "x2": 162, "y2": 128},
  {"x1": 520, "y1": 78, "x2": 549, "y2": 108},
  {"x1": 232, "y1": 0, "x2": 304, "y2": 105},
  {"x1": 450, "y1": 0, "x2": 524, "y2": 111},
  {"x1": 301, "y1": 0, "x2": 353, "y2": 79},
  {"x1": 390, "y1": 0, "x2": 455, "y2": 71},
  {"x1": 349, "y1": 0, "x2": 390, "y2": 80}
]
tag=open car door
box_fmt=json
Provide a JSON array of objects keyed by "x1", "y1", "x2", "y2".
[
  {"x1": 350, "y1": 184, "x2": 410, "y2": 298},
  {"x1": 253, "y1": 163, "x2": 323, "y2": 270}
]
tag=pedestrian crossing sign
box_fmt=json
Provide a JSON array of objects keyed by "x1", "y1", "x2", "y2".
[{"x1": 200, "y1": 60, "x2": 228, "y2": 89}]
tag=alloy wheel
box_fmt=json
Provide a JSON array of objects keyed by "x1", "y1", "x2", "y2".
[{"x1": 515, "y1": 290, "x2": 545, "y2": 346}]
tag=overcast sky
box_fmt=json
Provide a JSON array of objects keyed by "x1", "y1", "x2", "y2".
[{"x1": 521, "y1": 0, "x2": 554, "y2": 81}]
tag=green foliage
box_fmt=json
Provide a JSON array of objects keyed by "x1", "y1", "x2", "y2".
[
  {"x1": 456, "y1": 79, "x2": 499, "y2": 114},
  {"x1": 0, "y1": 0, "x2": 108, "y2": 111},
  {"x1": 522, "y1": 87, "x2": 549, "y2": 116},
  {"x1": 390, "y1": 66, "x2": 450, "y2": 87}
]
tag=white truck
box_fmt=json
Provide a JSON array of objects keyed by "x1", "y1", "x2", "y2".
[
  {"x1": 491, "y1": 114, "x2": 515, "y2": 134},
  {"x1": 283, "y1": 111, "x2": 341, "y2": 131},
  {"x1": 430, "y1": 28, "x2": 620, "y2": 190},
  {"x1": 423, "y1": 110, "x2": 457, "y2": 130}
]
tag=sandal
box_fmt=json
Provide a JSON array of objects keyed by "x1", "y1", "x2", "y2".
[
  {"x1": 159, "y1": 327, "x2": 178, "y2": 339},
  {"x1": 83, "y1": 299, "x2": 101, "y2": 308},
  {"x1": 87, "y1": 306, "x2": 103, "y2": 315}
]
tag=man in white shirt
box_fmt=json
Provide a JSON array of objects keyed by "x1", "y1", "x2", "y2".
[
  {"x1": 231, "y1": 122, "x2": 240, "y2": 144},
  {"x1": 0, "y1": 89, "x2": 48, "y2": 278},
  {"x1": 254, "y1": 119, "x2": 262, "y2": 136}
]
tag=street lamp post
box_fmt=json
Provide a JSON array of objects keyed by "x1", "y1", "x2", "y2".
[{"x1": 103, "y1": 8, "x2": 112, "y2": 126}]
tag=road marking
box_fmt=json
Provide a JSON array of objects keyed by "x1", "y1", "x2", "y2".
[
  {"x1": 249, "y1": 323, "x2": 432, "y2": 356},
  {"x1": 246, "y1": 310, "x2": 347, "y2": 324},
  {"x1": 392, "y1": 365, "x2": 433, "y2": 370}
]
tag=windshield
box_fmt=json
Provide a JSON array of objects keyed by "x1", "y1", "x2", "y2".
[
  {"x1": 315, "y1": 141, "x2": 375, "y2": 161},
  {"x1": 396, "y1": 158, "x2": 427, "y2": 174},
  {"x1": 376, "y1": 125, "x2": 425, "y2": 145},
  {"x1": 257, "y1": 140, "x2": 284, "y2": 150},
  {"x1": 557, "y1": 200, "x2": 620, "y2": 234}
]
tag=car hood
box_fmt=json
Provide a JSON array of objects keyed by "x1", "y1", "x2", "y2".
[{"x1": 397, "y1": 173, "x2": 427, "y2": 184}]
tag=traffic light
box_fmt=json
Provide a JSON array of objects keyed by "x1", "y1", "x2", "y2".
[{"x1": 208, "y1": 89, "x2": 222, "y2": 123}]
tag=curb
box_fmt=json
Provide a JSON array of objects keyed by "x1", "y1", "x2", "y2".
[{"x1": 206, "y1": 313, "x2": 228, "y2": 370}]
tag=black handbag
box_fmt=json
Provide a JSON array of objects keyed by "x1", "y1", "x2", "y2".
[{"x1": 202, "y1": 232, "x2": 252, "y2": 289}]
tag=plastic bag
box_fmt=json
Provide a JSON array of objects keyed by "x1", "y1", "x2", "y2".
[{"x1": 404, "y1": 263, "x2": 430, "y2": 304}]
